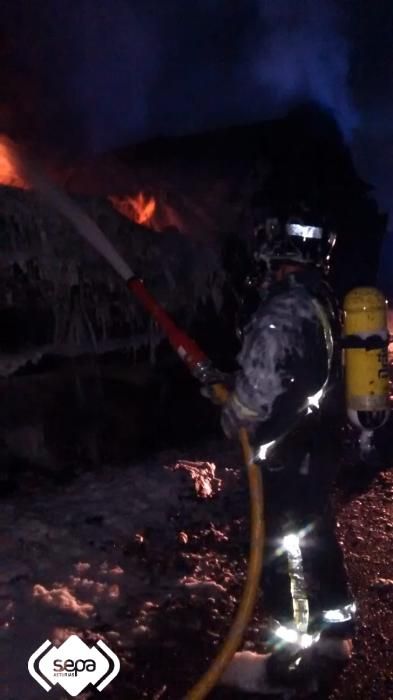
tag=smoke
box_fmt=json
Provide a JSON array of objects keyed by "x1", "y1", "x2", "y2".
[
  {"x1": 1, "y1": 1, "x2": 355, "y2": 147},
  {"x1": 250, "y1": 2, "x2": 357, "y2": 136}
]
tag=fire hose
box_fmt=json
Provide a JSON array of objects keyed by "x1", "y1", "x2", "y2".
[
  {"x1": 126, "y1": 278, "x2": 265, "y2": 699},
  {"x1": 7, "y1": 142, "x2": 265, "y2": 698}
]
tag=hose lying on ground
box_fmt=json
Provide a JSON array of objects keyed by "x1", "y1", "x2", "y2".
[{"x1": 186, "y1": 415, "x2": 265, "y2": 700}]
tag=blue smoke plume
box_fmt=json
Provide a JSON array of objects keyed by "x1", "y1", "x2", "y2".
[{"x1": 0, "y1": 0, "x2": 359, "y2": 150}]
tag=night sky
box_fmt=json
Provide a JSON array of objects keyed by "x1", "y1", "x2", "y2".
[{"x1": 1, "y1": 1, "x2": 393, "y2": 290}]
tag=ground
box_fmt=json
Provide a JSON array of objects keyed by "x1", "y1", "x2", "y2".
[{"x1": 0, "y1": 436, "x2": 392, "y2": 700}]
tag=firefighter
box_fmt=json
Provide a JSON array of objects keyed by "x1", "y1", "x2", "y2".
[{"x1": 220, "y1": 206, "x2": 356, "y2": 691}]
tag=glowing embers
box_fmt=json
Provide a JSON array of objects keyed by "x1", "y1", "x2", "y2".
[
  {"x1": 109, "y1": 192, "x2": 156, "y2": 226},
  {"x1": 0, "y1": 139, "x2": 27, "y2": 189},
  {"x1": 323, "y1": 603, "x2": 356, "y2": 624}
]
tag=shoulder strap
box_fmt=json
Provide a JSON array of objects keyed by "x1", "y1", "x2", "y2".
[{"x1": 311, "y1": 297, "x2": 334, "y2": 383}]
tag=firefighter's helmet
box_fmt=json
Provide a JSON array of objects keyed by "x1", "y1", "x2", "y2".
[{"x1": 253, "y1": 205, "x2": 336, "y2": 273}]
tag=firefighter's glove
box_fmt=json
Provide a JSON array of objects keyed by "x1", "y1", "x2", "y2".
[
  {"x1": 221, "y1": 392, "x2": 260, "y2": 439},
  {"x1": 200, "y1": 372, "x2": 235, "y2": 405}
]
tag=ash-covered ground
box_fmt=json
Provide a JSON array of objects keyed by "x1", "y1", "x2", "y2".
[{"x1": 1, "y1": 433, "x2": 392, "y2": 700}]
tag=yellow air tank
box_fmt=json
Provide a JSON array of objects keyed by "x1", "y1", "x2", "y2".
[{"x1": 343, "y1": 287, "x2": 390, "y2": 432}]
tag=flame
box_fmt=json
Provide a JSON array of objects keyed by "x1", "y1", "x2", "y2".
[
  {"x1": 132, "y1": 192, "x2": 156, "y2": 224},
  {"x1": 109, "y1": 192, "x2": 156, "y2": 225},
  {"x1": 0, "y1": 140, "x2": 27, "y2": 188}
]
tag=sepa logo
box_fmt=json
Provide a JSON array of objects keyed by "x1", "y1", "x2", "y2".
[{"x1": 28, "y1": 634, "x2": 120, "y2": 696}]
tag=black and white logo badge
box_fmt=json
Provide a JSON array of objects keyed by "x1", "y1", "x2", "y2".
[{"x1": 28, "y1": 634, "x2": 120, "y2": 696}]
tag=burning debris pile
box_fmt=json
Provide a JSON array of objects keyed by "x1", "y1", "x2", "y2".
[
  {"x1": 0, "y1": 183, "x2": 225, "y2": 376},
  {"x1": 0, "y1": 135, "x2": 248, "y2": 471},
  {"x1": 0, "y1": 105, "x2": 388, "y2": 379}
]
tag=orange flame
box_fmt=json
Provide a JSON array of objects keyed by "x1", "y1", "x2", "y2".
[
  {"x1": 109, "y1": 192, "x2": 156, "y2": 225},
  {"x1": 0, "y1": 140, "x2": 27, "y2": 189}
]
